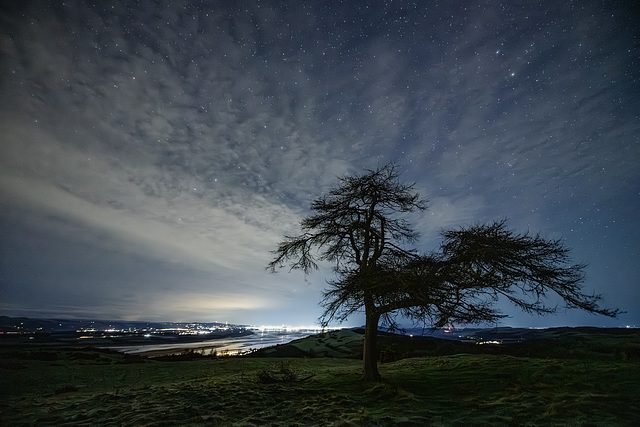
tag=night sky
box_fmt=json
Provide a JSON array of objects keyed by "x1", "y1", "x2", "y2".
[{"x1": 1, "y1": 1, "x2": 638, "y2": 328}]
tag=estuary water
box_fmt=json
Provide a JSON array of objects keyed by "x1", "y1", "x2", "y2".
[{"x1": 109, "y1": 330, "x2": 316, "y2": 356}]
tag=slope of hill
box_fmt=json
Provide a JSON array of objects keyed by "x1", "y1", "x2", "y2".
[
  {"x1": 250, "y1": 327, "x2": 640, "y2": 362},
  {"x1": 1, "y1": 330, "x2": 639, "y2": 425}
]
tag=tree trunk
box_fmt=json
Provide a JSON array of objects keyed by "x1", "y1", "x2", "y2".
[{"x1": 363, "y1": 307, "x2": 381, "y2": 381}]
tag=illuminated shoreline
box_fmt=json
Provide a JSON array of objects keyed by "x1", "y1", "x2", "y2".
[{"x1": 106, "y1": 329, "x2": 317, "y2": 357}]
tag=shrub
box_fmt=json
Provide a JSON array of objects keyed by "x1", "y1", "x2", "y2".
[{"x1": 257, "y1": 361, "x2": 314, "y2": 384}]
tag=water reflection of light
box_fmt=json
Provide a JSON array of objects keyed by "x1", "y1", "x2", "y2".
[
  {"x1": 256, "y1": 325, "x2": 326, "y2": 332},
  {"x1": 109, "y1": 329, "x2": 321, "y2": 357}
]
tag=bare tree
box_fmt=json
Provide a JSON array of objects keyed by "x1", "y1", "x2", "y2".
[{"x1": 268, "y1": 164, "x2": 619, "y2": 380}]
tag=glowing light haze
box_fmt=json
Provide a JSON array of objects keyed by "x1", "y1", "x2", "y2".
[{"x1": 1, "y1": 1, "x2": 638, "y2": 327}]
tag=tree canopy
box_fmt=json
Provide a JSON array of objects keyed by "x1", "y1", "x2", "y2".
[
  {"x1": 269, "y1": 164, "x2": 619, "y2": 380},
  {"x1": 269, "y1": 163, "x2": 427, "y2": 274}
]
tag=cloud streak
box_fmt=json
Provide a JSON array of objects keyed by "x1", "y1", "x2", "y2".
[{"x1": 1, "y1": 1, "x2": 638, "y2": 326}]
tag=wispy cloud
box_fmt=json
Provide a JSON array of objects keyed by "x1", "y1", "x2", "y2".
[{"x1": 1, "y1": 1, "x2": 638, "y2": 325}]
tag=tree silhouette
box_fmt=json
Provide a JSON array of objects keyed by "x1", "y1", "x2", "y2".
[{"x1": 268, "y1": 164, "x2": 619, "y2": 380}]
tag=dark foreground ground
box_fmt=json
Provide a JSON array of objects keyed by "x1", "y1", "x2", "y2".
[{"x1": 1, "y1": 328, "x2": 639, "y2": 426}]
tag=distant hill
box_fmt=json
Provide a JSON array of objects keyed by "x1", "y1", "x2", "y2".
[
  {"x1": 250, "y1": 326, "x2": 640, "y2": 361},
  {"x1": 0, "y1": 316, "x2": 243, "y2": 333}
]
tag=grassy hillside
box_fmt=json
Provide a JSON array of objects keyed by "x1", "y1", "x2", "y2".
[
  {"x1": 252, "y1": 327, "x2": 640, "y2": 362},
  {"x1": 1, "y1": 329, "x2": 639, "y2": 425}
]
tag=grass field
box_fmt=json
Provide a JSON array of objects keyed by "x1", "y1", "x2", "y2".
[{"x1": 1, "y1": 330, "x2": 639, "y2": 426}]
